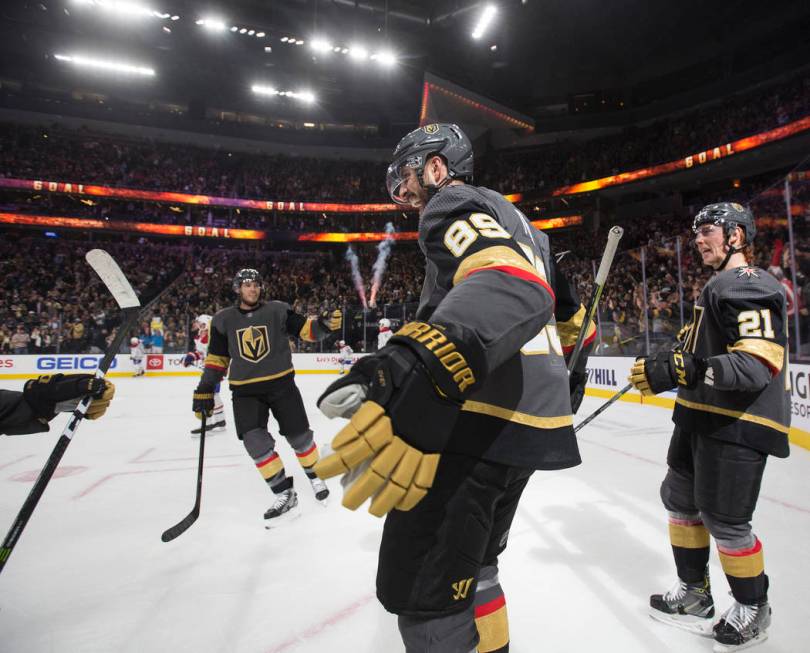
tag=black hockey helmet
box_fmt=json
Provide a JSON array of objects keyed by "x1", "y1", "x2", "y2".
[
  {"x1": 692, "y1": 202, "x2": 756, "y2": 243},
  {"x1": 233, "y1": 268, "x2": 261, "y2": 292},
  {"x1": 386, "y1": 123, "x2": 474, "y2": 204}
]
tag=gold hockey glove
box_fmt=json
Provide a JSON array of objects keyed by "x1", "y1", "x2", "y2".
[
  {"x1": 192, "y1": 382, "x2": 215, "y2": 419},
  {"x1": 23, "y1": 373, "x2": 115, "y2": 420},
  {"x1": 314, "y1": 321, "x2": 486, "y2": 517},
  {"x1": 319, "y1": 309, "x2": 343, "y2": 332}
]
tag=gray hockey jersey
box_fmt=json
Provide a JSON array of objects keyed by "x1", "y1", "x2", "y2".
[{"x1": 416, "y1": 184, "x2": 581, "y2": 470}]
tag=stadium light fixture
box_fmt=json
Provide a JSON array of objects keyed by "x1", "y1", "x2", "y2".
[
  {"x1": 472, "y1": 5, "x2": 497, "y2": 39},
  {"x1": 375, "y1": 50, "x2": 397, "y2": 67},
  {"x1": 196, "y1": 17, "x2": 227, "y2": 32},
  {"x1": 310, "y1": 37, "x2": 332, "y2": 54},
  {"x1": 281, "y1": 37, "x2": 288, "y2": 42},
  {"x1": 252, "y1": 85, "x2": 316, "y2": 104},
  {"x1": 349, "y1": 45, "x2": 368, "y2": 61},
  {"x1": 70, "y1": 0, "x2": 170, "y2": 21},
  {"x1": 296, "y1": 90, "x2": 316, "y2": 104},
  {"x1": 252, "y1": 84, "x2": 278, "y2": 96},
  {"x1": 54, "y1": 53, "x2": 155, "y2": 77}
]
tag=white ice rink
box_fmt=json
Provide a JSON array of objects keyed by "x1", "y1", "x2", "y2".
[{"x1": 1, "y1": 375, "x2": 808, "y2": 653}]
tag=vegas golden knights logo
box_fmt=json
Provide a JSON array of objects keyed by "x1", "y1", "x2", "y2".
[
  {"x1": 451, "y1": 577, "x2": 474, "y2": 601},
  {"x1": 422, "y1": 123, "x2": 439, "y2": 134},
  {"x1": 236, "y1": 325, "x2": 270, "y2": 363}
]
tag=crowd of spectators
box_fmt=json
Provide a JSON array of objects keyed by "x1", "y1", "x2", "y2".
[{"x1": 0, "y1": 68, "x2": 807, "y2": 216}]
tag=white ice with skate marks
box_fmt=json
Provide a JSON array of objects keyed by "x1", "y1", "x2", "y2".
[{"x1": 0, "y1": 375, "x2": 808, "y2": 652}]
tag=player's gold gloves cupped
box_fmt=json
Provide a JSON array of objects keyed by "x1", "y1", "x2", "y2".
[
  {"x1": 23, "y1": 373, "x2": 116, "y2": 420},
  {"x1": 314, "y1": 321, "x2": 486, "y2": 517},
  {"x1": 629, "y1": 349, "x2": 707, "y2": 396}
]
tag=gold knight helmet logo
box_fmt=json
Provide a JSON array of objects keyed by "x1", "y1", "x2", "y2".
[
  {"x1": 237, "y1": 325, "x2": 270, "y2": 363},
  {"x1": 422, "y1": 123, "x2": 439, "y2": 134}
]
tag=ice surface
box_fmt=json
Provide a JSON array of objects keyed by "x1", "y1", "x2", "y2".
[{"x1": 1, "y1": 375, "x2": 808, "y2": 652}]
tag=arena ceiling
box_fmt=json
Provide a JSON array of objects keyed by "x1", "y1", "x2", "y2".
[{"x1": 0, "y1": 0, "x2": 808, "y2": 133}]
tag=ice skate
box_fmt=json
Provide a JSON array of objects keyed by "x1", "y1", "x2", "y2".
[
  {"x1": 712, "y1": 601, "x2": 771, "y2": 652},
  {"x1": 309, "y1": 476, "x2": 330, "y2": 504},
  {"x1": 263, "y1": 488, "x2": 300, "y2": 528},
  {"x1": 649, "y1": 575, "x2": 715, "y2": 636}
]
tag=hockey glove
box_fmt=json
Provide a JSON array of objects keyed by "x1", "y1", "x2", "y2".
[
  {"x1": 628, "y1": 349, "x2": 707, "y2": 396},
  {"x1": 314, "y1": 321, "x2": 486, "y2": 517},
  {"x1": 182, "y1": 351, "x2": 202, "y2": 368},
  {"x1": 192, "y1": 382, "x2": 215, "y2": 419},
  {"x1": 23, "y1": 374, "x2": 115, "y2": 420},
  {"x1": 569, "y1": 370, "x2": 588, "y2": 414},
  {"x1": 318, "y1": 309, "x2": 343, "y2": 333}
]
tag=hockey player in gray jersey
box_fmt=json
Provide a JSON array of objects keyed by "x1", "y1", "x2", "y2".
[
  {"x1": 313, "y1": 123, "x2": 593, "y2": 653},
  {"x1": 629, "y1": 203, "x2": 790, "y2": 652},
  {"x1": 192, "y1": 269, "x2": 342, "y2": 527}
]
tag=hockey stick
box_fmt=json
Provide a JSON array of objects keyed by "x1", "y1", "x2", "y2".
[
  {"x1": 0, "y1": 249, "x2": 140, "y2": 576},
  {"x1": 161, "y1": 414, "x2": 206, "y2": 542},
  {"x1": 574, "y1": 382, "x2": 632, "y2": 433},
  {"x1": 567, "y1": 226, "x2": 624, "y2": 373}
]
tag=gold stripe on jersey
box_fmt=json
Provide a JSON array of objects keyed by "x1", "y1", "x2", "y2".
[
  {"x1": 204, "y1": 354, "x2": 230, "y2": 370},
  {"x1": 556, "y1": 305, "x2": 595, "y2": 349},
  {"x1": 669, "y1": 522, "x2": 710, "y2": 549},
  {"x1": 727, "y1": 338, "x2": 784, "y2": 373},
  {"x1": 228, "y1": 367, "x2": 294, "y2": 386},
  {"x1": 452, "y1": 245, "x2": 541, "y2": 287},
  {"x1": 461, "y1": 400, "x2": 573, "y2": 428},
  {"x1": 719, "y1": 548, "x2": 765, "y2": 578},
  {"x1": 674, "y1": 398, "x2": 790, "y2": 434},
  {"x1": 299, "y1": 317, "x2": 317, "y2": 342}
]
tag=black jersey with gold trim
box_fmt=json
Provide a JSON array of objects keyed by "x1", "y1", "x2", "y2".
[
  {"x1": 415, "y1": 184, "x2": 584, "y2": 470},
  {"x1": 673, "y1": 266, "x2": 790, "y2": 457},
  {"x1": 202, "y1": 301, "x2": 322, "y2": 395}
]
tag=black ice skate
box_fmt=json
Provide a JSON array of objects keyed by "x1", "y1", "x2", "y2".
[
  {"x1": 649, "y1": 575, "x2": 715, "y2": 636},
  {"x1": 190, "y1": 420, "x2": 226, "y2": 437},
  {"x1": 263, "y1": 488, "x2": 300, "y2": 528},
  {"x1": 309, "y1": 476, "x2": 330, "y2": 504},
  {"x1": 712, "y1": 601, "x2": 771, "y2": 652}
]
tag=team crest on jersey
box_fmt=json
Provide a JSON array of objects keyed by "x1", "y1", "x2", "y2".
[
  {"x1": 236, "y1": 325, "x2": 270, "y2": 363},
  {"x1": 736, "y1": 266, "x2": 760, "y2": 279},
  {"x1": 731, "y1": 202, "x2": 744, "y2": 211},
  {"x1": 422, "y1": 123, "x2": 439, "y2": 134}
]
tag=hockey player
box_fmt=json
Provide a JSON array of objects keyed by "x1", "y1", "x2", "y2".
[
  {"x1": 629, "y1": 203, "x2": 790, "y2": 652},
  {"x1": 1, "y1": 374, "x2": 115, "y2": 436},
  {"x1": 183, "y1": 314, "x2": 226, "y2": 436},
  {"x1": 337, "y1": 340, "x2": 354, "y2": 375},
  {"x1": 313, "y1": 124, "x2": 593, "y2": 653},
  {"x1": 377, "y1": 318, "x2": 393, "y2": 350},
  {"x1": 191, "y1": 269, "x2": 342, "y2": 527},
  {"x1": 129, "y1": 337, "x2": 145, "y2": 377}
]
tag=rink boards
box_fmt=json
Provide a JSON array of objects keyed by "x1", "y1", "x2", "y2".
[{"x1": 2, "y1": 354, "x2": 809, "y2": 449}]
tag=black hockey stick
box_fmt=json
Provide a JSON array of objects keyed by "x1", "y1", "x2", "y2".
[
  {"x1": 567, "y1": 226, "x2": 624, "y2": 373},
  {"x1": 574, "y1": 382, "x2": 632, "y2": 433},
  {"x1": 0, "y1": 250, "x2": 140, "y2": 577},
  {"x1": 161, "y1": 414, "x2": 206, "y2": 542}
]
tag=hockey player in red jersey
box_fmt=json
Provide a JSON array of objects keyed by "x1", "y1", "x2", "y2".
[
  {"x1": 183, "y1": 314, "x2": 227, "y2": 436},
  {"x1": 314, "y1": 123, "x2": 593, "y2": 652},
  {"x1": 629, "y1": 203, "x2": 790, "y2": 652}
]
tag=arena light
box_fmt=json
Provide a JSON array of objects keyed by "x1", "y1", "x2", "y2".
[
  {"x1": 251, "y1": 84, "x2": 278, "y2": 96},
  {"x1": 375, "y1": 50, "x2": 397, "y2": 67},
  {"x1": 472, "y1": 5, "x2": 497, "y2": 39},
  {"x1": 54, "y1": 53, "x2": 155, "y2": 77},
  {"x1": 310, "y1": 37, "x2": 332, "y2": 54},
  {"x1": 349, "y1": 45, "x2": 368, "y2": 61},
  {"x1": 296, "y1": 90, "x2": 316, "y2": 104},
  {"x1": 70, "y1": 0, "x2": 171, "y2": 20},
  {"x1": 196, "y1": 17, "x2": 227, "y2": 32}
]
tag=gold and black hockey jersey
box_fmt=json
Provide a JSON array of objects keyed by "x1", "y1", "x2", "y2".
[
  {"x1": 202, "y1": 301, "x2": 328, "y2": 395},
  {"x1": 674, "y1": 265, "x2": 791, "y2": 457},
  {"x1": 415, "y1": 184, "x2": 590, "y2": 470}
]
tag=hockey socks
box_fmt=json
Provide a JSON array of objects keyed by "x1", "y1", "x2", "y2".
[
  {"x1": 474, "y1": 567, "x2": 509, "y2": 653},
  {"x1": 718, "y1": 538, "x2": 768, "y2": 606},
  {"x1": 668, "y1": 514, "x2": 710, "y2": 584},
  {"x1": 254, "y1": 451, "x2": 293, "y2": 493}
]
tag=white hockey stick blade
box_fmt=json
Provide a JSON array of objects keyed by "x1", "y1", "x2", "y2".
[
  {"x1": 85, "y1": 249, "x2": 141, "y2": 309},
  {"x1": 594, "y1": 226, "x2": 624, "y2": 286}
]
